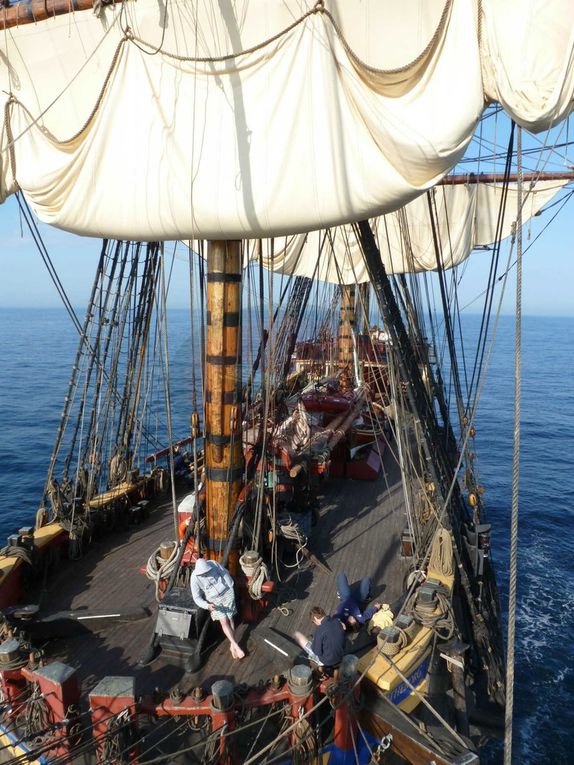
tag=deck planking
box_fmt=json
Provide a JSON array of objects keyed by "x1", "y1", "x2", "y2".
[{"x1": 36, "y1": 443, "x2": 411, "y2": 699}]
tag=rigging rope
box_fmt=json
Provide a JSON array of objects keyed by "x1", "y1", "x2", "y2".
[
  {"x1": 277, "y1": 515, "x2": 308, "y2": 568},
  {"x1": 466, "y1": 124, "x2": 515, "y2": 412},
  {"x1": 356, "y1": 217, "x2": 508, "y2": 706},
  {"x1": 157, "y1": 248, "x2": 179, "y2": 541},
  {"x1": 427, "y1": 190, "x2": 466, "y2": 429},
  {"x1": 504, "y1": 124, "x2": 522, "y2": 765}
]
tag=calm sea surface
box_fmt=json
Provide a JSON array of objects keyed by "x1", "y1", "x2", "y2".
[{"x1": 0, "y1": 308, "x2": 572, "y2": 763}]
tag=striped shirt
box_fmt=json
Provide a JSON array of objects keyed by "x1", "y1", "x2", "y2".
[{"x1": 190, "y1": 561, "x2": 234, "y2": 610}]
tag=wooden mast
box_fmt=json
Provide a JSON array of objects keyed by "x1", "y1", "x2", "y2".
[
  {"x1": 357, "y1": 282, "x2": 370, "y2": 335},
  {"x1": 204, "y1": 241, "x2": 243, "y2": 574},
  {"x1": 338, "y1": 284, "x2": 355, "y2": 385},
  {"x1": 0, "y1": 0, "x2": 95, "y2": 28},
  {"x1": 437, "y1": 171, "x2": 574, "y2": 184}
]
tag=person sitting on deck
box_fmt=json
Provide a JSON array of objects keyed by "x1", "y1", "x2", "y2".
[
  {"x1": 293, "y1": 606, "x2": 345, "y2": 668},
  {"x1": 190, "y1": 558, "x2": 245, "y2": 659},
  {"x1": 334, "y1": 572, "x2": 383, "y2": 630}
]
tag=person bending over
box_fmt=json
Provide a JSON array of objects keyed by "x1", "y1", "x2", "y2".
[
  {"x1": 190, "y1": 558, "x2": 245, "y2": 659},
  {"x1": 294, "y1": 606, "x2": 345, "y2": 667}
]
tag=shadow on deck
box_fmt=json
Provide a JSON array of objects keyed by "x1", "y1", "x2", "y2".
[{"x1": 31, "y1": 445, "x2": 410, "y2": 698}]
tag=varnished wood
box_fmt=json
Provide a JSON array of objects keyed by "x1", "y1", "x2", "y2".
[
  {"x1": 338, "y1": 284, "x2": 356, "y2": 373},
  {"x1": 437, "y1": 171, "x2": 574, "y2": 185},
  {"x1": 0, "y1": 0, "x2": 112, "y2": 30},
  {"x1": 359, "y1": 693, "x2": 478, "y2": 765},
  {"x1": 205, "y1": 241, "x2": 243, "y2": 567},
  {"x1": 87, "y1": 478, "x2": 147, "y2": 508}
]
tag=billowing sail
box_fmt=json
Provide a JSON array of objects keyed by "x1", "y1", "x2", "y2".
[
  {"x1": 0, "y1": 0, "x2": 573, "y2": 240},
  {"x1": 238, "y1": 180, "x2": 567, "y2": 283}
]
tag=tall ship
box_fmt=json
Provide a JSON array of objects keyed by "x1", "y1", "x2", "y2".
[{"x1": 0, "y1": 1, "x2": 572, "y2": 763}]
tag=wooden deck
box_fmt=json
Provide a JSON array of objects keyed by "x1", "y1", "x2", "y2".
[{"x1": 37, "y1": 444, "x2": 411, "y2": 699}]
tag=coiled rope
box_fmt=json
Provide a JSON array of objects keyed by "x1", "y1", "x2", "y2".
[
  {"x1": 292, "y1": 716, "x2": 316, "y2": 765},
  {"x1": 277, "y1": 515, "x2": 308, "y2": 568},
  {"x1": 24, "y1": 685, "x2": 51, "y2": 742},
  {"x1": 407, "y1": 527, "x2": 455, "y2": 639},
  {"x1": 412, "y1": 590, "x2": 455, "y2": 641},
  {"x1": 377, "y1": 626, "x2": 409, "y2": 657},
  {"x1": 100, "y1": 709, "x2": 134, "y2": 765},
  {"x1": 145, "y1": 542, "x2": 179, "y2": 601},
  {"x1": 239, "y1": 553, "x2": 270, "y2": 601},
  {"x1": 428, "y1": 527, "x2": 454, "y2": 578}
]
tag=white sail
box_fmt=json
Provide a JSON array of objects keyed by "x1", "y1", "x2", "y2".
[
  {"x1": 242, "y1": 180, "x2": 567, "y2": 283},
  {"x1": 481, "y1": 0, "x2": 574, "y2": 133},
  {"x1": 0, "y1": 0, "x2": 573, "y2": 240}
]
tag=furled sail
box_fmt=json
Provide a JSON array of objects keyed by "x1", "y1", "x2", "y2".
[
  {"x1": 481, "y1": 0, "x2": 574, "y2": 132},
  {"x1": 0, "y1": 0, "x2": 573, "y2": 240},
  {"x1": 241, "y1": 180, "x2": 567, "y2": 283}
]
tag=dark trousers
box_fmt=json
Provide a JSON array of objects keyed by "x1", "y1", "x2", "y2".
[{"x1": 336, "y1": 573, "x2": 371, "y2": 606}]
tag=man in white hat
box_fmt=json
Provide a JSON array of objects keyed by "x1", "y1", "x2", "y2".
[{"x1": 190, "y1": 558, "x2": 244, "y2": 659}]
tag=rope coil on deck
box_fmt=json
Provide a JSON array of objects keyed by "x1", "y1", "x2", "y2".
[
  {"x1": 407, "y1": 526, "x2": 455, "y2": 638},
  {"x1": 377, "y1": 626, "x2": 408, "y2": 656},
  {"x1": 239, "y1": 552, "x2": 270, "y2": 600},
  {"x1": 428, "y1": 527, "x2": 454, "y2": 578},
  {"x1": 145, "y1": 541, "x2": 179, "y2": 601},
  {"x1": 411, "y1": 590, "x2": 455, "y2": 640},
  {"x1": 277, "y1": 514, "x2": 308, "y2": 567}
]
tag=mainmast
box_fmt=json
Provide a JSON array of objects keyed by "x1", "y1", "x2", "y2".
[
  {"x1": 338, "y1": 284, "x2": 355, "y2": 384},
  {"x1": 204, "y1": 241, "x2": 243, "y2": 574}
]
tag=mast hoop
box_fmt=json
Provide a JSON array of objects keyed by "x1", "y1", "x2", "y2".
[{"x1": 205, "y1": 466, "x2": 243, "y2": 483}]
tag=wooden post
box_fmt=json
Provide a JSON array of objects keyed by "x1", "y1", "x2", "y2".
[
  {"x1": 338, "y1": 284, "x2": 356, "y2": 381},
  {"x1": 205, "y1": 241, "x2": 243, "y2": 573}
]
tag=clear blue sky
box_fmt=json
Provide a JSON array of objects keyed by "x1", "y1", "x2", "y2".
[
  {"x1": 0, "y1": 189, "x2": 571, "y2": 317},
  {"x1": 0, "y1": 115, "x2": 572, "y2": 317}
]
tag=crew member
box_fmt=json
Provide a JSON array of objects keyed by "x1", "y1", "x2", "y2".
[
  {"x1": 294, "y1": 606, "x2": 345, "y2": 667},
  {"x1": 334, "y1": 572, "x2": 382, "y2": 629},
  {"x1": 190, "y1": 558, "x2": 245, "y2": 659},
  {"x1": 172, "y1": 444, "x2": 191, "y2": 478}
]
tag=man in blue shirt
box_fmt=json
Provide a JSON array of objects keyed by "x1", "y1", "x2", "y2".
[
  {"x1": 294, "y1": 606, "x2": 345, "y2": 667},
  {"x1": 334, "y1": 572, "x2": 382, "y2": 629},
  {"x1": 173, "y1": 445, "x2": 192, "y2": 478}
]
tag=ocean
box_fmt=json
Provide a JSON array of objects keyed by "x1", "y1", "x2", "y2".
[{"x1": 0, "y1": 307, "x2": 572, "y2": 763}]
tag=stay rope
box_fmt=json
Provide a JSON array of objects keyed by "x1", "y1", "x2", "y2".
[{"x1": 504, "y1": 124, "x2": 522, "y2": 765}]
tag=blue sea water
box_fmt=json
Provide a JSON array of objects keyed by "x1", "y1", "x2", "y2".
[{"x1": 0, "y1": 307, "x2": 572, "y2": 763}]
